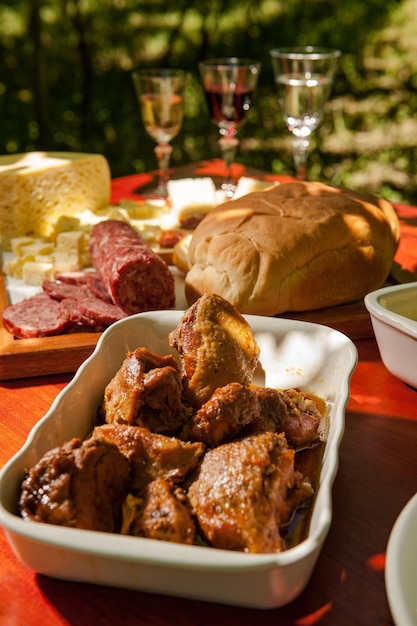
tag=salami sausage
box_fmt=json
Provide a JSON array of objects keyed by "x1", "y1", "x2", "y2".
[
  {"x1": 2, "y1": 293, "x2": 72, "y2": 339},
  {"x1": 88, "y1": 220, "x2": 175, "y2": 315}
]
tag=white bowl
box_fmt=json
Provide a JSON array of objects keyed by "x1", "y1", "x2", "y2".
[
  {"x1": 364, "y1": 282, "x2": 417, "y2": 389},
  {"x1": 386, "y1": 492, "x2": 417, "y2": 626},
  {"x1": 0, "y1": 312, "x2": 357, "y2": 609}
]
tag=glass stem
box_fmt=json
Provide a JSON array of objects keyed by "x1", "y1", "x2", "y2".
[
  {"x1": 218, "y1": 136, "x2": 239, "y2": 198},
  {"x1": 292, "y1": 137, "x2": 311, "y2": 181},
  {"x1": 154, "y1": 142, "x2": 173, "y2": 196}
]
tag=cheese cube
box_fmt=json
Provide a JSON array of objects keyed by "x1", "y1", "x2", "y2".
[
  {"x1": 19, "y1": 241, "x2": 55, "y2": 258},
  {"x1": 55, "y1": 230, "x2": 85, "y2": 253},
  {"x1": 51, "y1": 215, "x2": 82, "y2": 240},
  {"x1": 10, "y1": 236, "x2": 35, "y2": 255},
  {"x1": 22, "y1": 261, "x2": 54, "y2": 286},
  {"x1": 3, "y1": 253, "x2": 34, "y2": 279}
]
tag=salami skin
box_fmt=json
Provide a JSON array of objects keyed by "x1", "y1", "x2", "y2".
[{"x1": 89, "y1": 220, "x2": 175, "y2": 315}]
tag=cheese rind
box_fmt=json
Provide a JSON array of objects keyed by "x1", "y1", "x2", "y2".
[{"x1": 0, "y1": 151, "x2": 111, "y2": 249}]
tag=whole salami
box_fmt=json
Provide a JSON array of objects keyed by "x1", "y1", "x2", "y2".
[{"x1": 88, "y1": 220, "x2": 175, "y2": 315}]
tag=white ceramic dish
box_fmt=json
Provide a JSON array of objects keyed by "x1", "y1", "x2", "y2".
[
  {"x1": 386, "y1": 492, "x2": 417, "y2": 626},
  {"x1": 364, "y1": 281, "x2": 417, "y2": 389},
  {"x1": 0, "y1": 312, "x2": 357, "y2": 609}
]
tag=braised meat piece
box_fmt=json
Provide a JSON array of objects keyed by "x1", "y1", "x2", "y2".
[
  {"x1": 254, "y1": 386, "x2": 322, "y2": 447},
  {"x1": 121, "y1": 479, "x2": 195, "y2": 544},
  {"x1": 169, "y1": 293, "x2": 260, "y2": 408},
  {"x1": 280, "y1": 388, "x2": 322, "y2": 447},
  {"x1": 102, "y1": 347, "x2": 183, "y2": 433},
  {"x1": 179, "y1": 383, "x2": 322, "y2": 449},
  {"x1": 187, "y1": 432, "x2": 312, "y2": 553},
  {"x1": 180, "y1": 382, "x2": 261, "y2": 447},
  {"x1": 19, "y1": 437, "x2": 130, "y2": 532},
  {"x1": 93, "y1": 424, "x2": 205, "y2": 492}
]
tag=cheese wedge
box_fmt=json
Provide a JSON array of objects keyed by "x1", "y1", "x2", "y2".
[{"x1": 0, "y1": 151, "x2": 111, "y2": 249}]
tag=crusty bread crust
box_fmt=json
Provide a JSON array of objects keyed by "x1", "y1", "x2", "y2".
[
  {"x1": 185, "y1": 181, "x2": 400, "y2": 315},
  {"x1": 172, "y1": 234, "x2": 192, "y2": 273}
]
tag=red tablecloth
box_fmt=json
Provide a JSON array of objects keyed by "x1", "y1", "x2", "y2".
[{"x1": 1, "y1": 163, "x2": 416, "y2": 625}]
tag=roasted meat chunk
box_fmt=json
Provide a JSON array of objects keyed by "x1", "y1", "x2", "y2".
[
  {"x1": 169, "y1": 293, "x2": 260, "y2": 408},
  {"x1": 179, "y1": 383, "x2": 322, "y2": 449},
  {"x1": 93, "y1": 424, "x2": 205, "y2": 492},
  {"x1": 19, "y1": 437, "x2": 130, "y2": 532},
  {"x1": 180, "y1": 382, "x2": 261, "y2": 447},
  {"x1": 254, "y1": 386, "x2": 322, "y2": 447},
  {"x1": 187, "y1": 432, "x2": 312, "y2": 553},
  {"x1": 121, "y1": 479, "x2": 195, "y2": 544},
  {"x1": 279, "y1": 388, "x2": 322, "y2": 447},
  {"x1": 102, "y1": 347, "x2": 183, "y2": 433}
]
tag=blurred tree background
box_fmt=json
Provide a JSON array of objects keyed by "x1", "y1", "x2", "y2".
[{"x1": 1, "y1": 0, "x2": 417, "y2": 203}]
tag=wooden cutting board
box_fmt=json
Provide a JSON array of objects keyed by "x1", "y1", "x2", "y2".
[{"x1": 0, "y1": 267, "x2": 373, "y2": 381}]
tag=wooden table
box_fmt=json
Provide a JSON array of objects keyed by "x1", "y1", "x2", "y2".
[{"x1": 1, "y1": 163, "x2": 416, "y2": 625}]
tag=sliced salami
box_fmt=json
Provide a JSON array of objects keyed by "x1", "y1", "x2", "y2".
[
  {"x1": 89, "y1": 220, "x2": 175, "y2": 315},
  {"x1": 54, "y1": 270, "x2": 99, "y2": 285},
  {"x1": 59, "y1": 298, "x2": 102, "y2": 327},
  {"x1": 77, "y1": 297, "x2": 127, "y2": 325},
  {"x1": 2, "y1": 293, "x2": 72, "y2": 339},
  {"x1": 42, "y1": 280, "x2": 85, "y2": 301},
  {"x1": 86, "y1": 275, "x2": 113, "y2": 303}
]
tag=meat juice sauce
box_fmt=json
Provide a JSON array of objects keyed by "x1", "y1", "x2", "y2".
[
  {"x1": 283, "y1": 439, "x2": 326, "y2": 549},
  {"x1": 282, "y1": 393, "x2": 327, "y2": 549}
]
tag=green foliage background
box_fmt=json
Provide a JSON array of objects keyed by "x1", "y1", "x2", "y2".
[{"x1": 1, "y1": 0, "x2": 417, "y2": 203}]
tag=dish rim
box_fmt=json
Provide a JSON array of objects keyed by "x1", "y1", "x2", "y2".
[
  {"x1": 364, "y1": 281, "x2": 417, "y2": 338},
  {"x1": 0, "y1": 311, "x2": 357, "y2": 571},
  {"x1": 385, "y1": 491, "x2": 417, "y2": 626}
]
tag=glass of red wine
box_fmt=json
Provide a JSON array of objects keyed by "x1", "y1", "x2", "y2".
[{"x1": 199, "y1": 57, "x2": 261, "y2": 197}]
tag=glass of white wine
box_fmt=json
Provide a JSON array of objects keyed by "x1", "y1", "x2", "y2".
[
  {"x1": 132, "y1": 68, "x2": 188, "y2": 196},
  {"x1": 270, "y1": 47, "x2": 341, "y2": 180}
]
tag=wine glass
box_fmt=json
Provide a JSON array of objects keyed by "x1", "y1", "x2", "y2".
[
  {"x1": 198, "y1": 57, "x2": 261, "y2": 198},
  {"x1": 132, "y1": 68, "x2": 188, "y2": 196},
  {"x1": 270, "y1": 46, "x2": 341, "y2": 180}
]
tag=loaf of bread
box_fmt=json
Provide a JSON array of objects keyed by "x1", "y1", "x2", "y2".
[
  {"x1": 185, "y1": 181, "x2": 401, "y2": 315},
  {"x1": 0, "y1": 151, "x2": 111, "y2": 249}
]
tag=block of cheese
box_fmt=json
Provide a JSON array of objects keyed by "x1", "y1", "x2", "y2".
[
  {"x1": 233, "y1": 176, "x2": 278, "y2": 199},
  {"x1": 163, "y1": 178, "x2": 217, "y2": 229},
  {"x1": 0, "y1": 151, "x2": 111, "y2": 250}
]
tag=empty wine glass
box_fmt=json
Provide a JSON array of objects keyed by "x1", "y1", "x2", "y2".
[
  {"x1": 132, "y1": 68, "x2": 188, "y2": 196},
  {"x1": 199, "y1": 57, "x2": 261, "y2": 197},
  {"x1": 270, "y1": 46, "x2": 341, "y2": 180}
]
